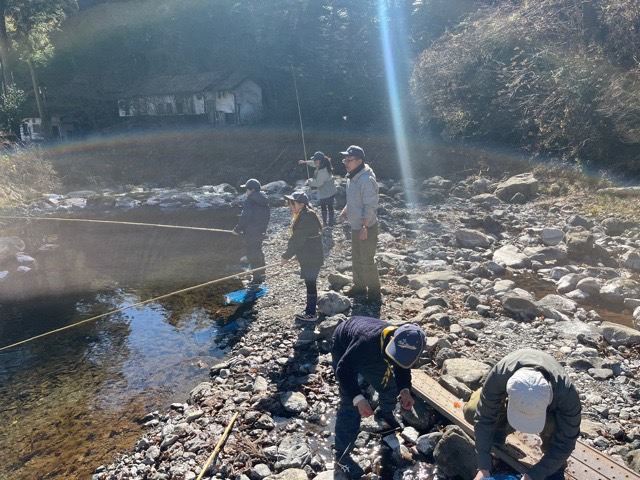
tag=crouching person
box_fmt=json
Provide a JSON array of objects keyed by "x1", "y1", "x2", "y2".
[
  {"x1": 331, "y1": 317, "x2": 426, "y2": 478},
  {"x1": 464, "y1": 348, "x2": 581, "y2": 480}
]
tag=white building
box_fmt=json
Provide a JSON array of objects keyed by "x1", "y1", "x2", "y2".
[{"x1": 117, "y1": 72, "x2": 263, "y2": 125}]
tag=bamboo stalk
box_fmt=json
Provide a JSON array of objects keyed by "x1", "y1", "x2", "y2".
[{"x1": 195, "y1": 412, "x2": 239, "y2": 480}]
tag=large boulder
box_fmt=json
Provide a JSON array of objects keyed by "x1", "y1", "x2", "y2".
[
  {"x1": 455, "y1": 229, "x2": 492, "y2": 248},
  {"x1": 634, "y1": 307, "x2": 640, "y2": 330},
  {"x1": 494, "y1": 173, "x2": 538, "y2": 202},
  {"x1": 317, "y1": 291, "x2": 351, "y2": 316},
  {"x1": 470, "y1": 193, "x2": 502, "y2": 208},
  {"x1": 493, "y1": 245, "x2": 531, "y2": 269},
  {"x1": 502, "y1": 294, "x2": 540, "y2": 321},
  {"x1": 622, "y1": 250, "x2": 640, "y2": 272},
  {"x1": 602, "y1": 217, "x2": 635, "y2": 236},
  {"x1": 262, "y1": 180, "x2": 290, "y2": 194},
  {"x1": 281, "y1": 392, "x2": 309, "y2": 414},
  {"x1": 557, "y1": 273, "x2": 587, "y2": 294},
  {"x1": 541, "y1": 228, "x2": 564, "y2": 246},
  {"x1": 433, "y1": 425, "x2": 478, "y2": 479},
  {"x1": 565, "y1": 231, "x2": 594, "y2": 260},
  {"x1": 537, "y1": 294, "x2": 577, "y2": 314},
  {"x1": 600, "y1": 322, "x2": 640, "y2": 347},
  {"x1": 442, "y1": 358, "x2": 491, "y2": 390}
]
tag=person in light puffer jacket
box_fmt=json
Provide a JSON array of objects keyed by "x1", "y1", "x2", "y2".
[
  {"x1": 338, "y1": 145, "x2": 381, "y2": 303},
  {"x1": 299, "y1": 151, "x2": 338, "y2": 227}
]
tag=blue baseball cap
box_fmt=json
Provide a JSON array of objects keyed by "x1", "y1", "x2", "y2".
[
  {"x1": 385, "y1": 324, "x2": 426, "y2": 368},
  {"x1": 284, "y1": 191, "x2": 310, "y2": 205},
  {"x1": 240, "y1": 178, "x2": 261, "y2": 190},
  {"x1": 340, "y1": 145, "x2": 365, "y2": 160}
]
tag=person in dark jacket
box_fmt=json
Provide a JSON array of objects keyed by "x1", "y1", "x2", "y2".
[
  {"x1": 233, "y1": 178, "x2": 271, "y2": 286},
  {"x1": 281, "y1": 191, "x2": 324, "y2": 322},
  {"x1": 331, "y1": 317, "x2": 426, "y2": 478},
  {"x1": 464, "y1": 349, "x2": 581, "y2": 480}
]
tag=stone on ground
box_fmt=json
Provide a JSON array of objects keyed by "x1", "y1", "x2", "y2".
[
  {"x1": 317, "y1": 291, "x2": 351, "y2": 316},
  {"x1": 442, "y1": 358, "x2": 491, "y2": 390},
  {"x1": 433, "y1": 425, "x2": 478, "y2": 479}
]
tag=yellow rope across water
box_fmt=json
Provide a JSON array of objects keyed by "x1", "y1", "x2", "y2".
[
  {"x1": 0, "y1": 215, "x2": 236, "y2": 234},
  {"x1": 0, "y1": 263, "x2": 286, "y2": 353}
]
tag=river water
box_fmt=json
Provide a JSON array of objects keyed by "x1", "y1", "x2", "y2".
[{"x1": 0, "y1": 208, "x2": 243, "y2": 479}]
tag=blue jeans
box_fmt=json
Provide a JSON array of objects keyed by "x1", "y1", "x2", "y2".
[{"x1": 334, "y1": 360, "x2": 398, "y2": 456}]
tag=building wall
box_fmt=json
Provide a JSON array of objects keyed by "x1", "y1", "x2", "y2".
[
  {"x1": 118, "y1": 94, "x2": 205, "y2": 117},
  {"x1": 234, "y1": 79, "x2": 263, "y2": 124}
]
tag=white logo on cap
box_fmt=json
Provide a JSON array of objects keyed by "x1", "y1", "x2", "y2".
[{"x1": 397, "y1": 338, "x2": 417, "y2": 350}]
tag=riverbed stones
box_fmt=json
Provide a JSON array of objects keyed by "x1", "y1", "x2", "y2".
[
  {"x1": 557, "y1": 273, "x2": 587, "y2": 294},
  {"x1": 566, "y1": 230, "x2": 594, "y2": 260},
  {"x1": 600, "y1": 322, "x2": 640, "y2": 347},
  {"x1": 600, "y1": 278, "x2": 640, "y2": 306},
  {"x1": 622, "y1": 250, "x2": 640, "y2": 272},
  {"x1": 541, "y1": 228, "x2": 564, "y2": 246},
  {"x1": 455, "y1": 228, "x2": 491, "y2": 248},
  {"x1": 270, "y1": 435, "x2": 312, "y2": 470},
  {"x1": 327, "y1": 273, "x2": 352, "y2": 290},
  {"x1": 442, "y1": 358, "x2": 491, "y2": 390},
  {"x1": 317, "y1": 291, "x2": 351, "y2": 316},
  {"x1": 281, "y1": 391, "x2": 308, "y2": 414},
  {"x1": 494, "y1": 173, "x2": 538, "y2": 202},
  {"x1": 416, "y1": 432, "x2": 442, "y2": 461},
  {"x1": 408, "y1": 270, "x2": 463, "y2": 289},
  {"x1": 433, "y1": 425, "x2": 478, "y2": 479},
  {"x1": 634, "y1": 307, "x2": 640, "y2": 329},
  {"x1": 493, "y1": 245, "x2": 530, "y2": 269},
  {"x1": 266, "y1": 468, "x2": 308, "y2": 480},
  {"x1": 0, "y1": 236, "x2": 25, "y2": 262},
  {"x1": 576, "y1": 277, "x2": 602, "y2": 296},
  {"x1": 537, "y1": 294, "x2": 577, "y2": 314},
  {"x1": 502, "y1": 294, "x2": 540, "y2": 320}
]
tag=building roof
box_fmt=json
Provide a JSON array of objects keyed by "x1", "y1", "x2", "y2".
[{"x1": 121, "y1": 71, "x2": 249, "y2": 98}]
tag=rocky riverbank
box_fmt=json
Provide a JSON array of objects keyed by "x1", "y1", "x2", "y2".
[{"x1": 6, "y1": 171, "x2": 640, "y2": 479}]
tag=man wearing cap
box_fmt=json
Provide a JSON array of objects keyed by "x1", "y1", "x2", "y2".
[
  {"x1": 331, "y1": 316, "x2": 426, "y2": 478},
  {"x1": 464, "y1": 348, "x2": 581, "y2": 480},
  {"x1": 338, "y1": 145, "x2": 381, "y2": 303},
  {"x1": 233, "y1": 179, "x2": 271, "y2": 286}
]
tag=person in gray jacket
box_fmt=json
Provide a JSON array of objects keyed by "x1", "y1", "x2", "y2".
[
  {"x1": 338, "y1": 145, "x2": 381, "y2": 303},
  {"x1": 464, "y1": 348, "x2": 581, "y2": 480},
  {"x1": 299, "y1": 151, "x2": 338, "y2": 226}
]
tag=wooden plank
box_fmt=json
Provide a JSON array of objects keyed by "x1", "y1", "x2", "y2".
[{"x1": 411, "y1": 370, "x2": 640, "y2": 480}]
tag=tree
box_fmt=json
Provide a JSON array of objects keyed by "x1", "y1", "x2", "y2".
[{"x1": 5, "y1": 0, "x2": 77, "y2": 139}]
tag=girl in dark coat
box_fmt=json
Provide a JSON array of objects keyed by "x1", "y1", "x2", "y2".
[{"x1": 281, "y1": 191, "x2": 324, "y2": 322}]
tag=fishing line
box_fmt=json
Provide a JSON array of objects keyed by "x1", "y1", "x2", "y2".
[
  {"x1": 0, "y1": 262, "x2": 289, "y2": 353},
  {"x1": 0, "y1": 215, "x2": 235, "y2": 234},
  {"x1": 291, "y1": 64, "x2": 310, "y2": 179}
]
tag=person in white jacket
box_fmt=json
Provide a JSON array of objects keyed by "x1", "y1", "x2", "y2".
[{"x1": 299, "y1": 151, "x2": 338, "y2": 227}]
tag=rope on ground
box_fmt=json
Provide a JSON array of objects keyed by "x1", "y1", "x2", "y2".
[
  {"x1": 0, "y1": 215, "x2": 235, "y2": 234},
  {"x1": 0, "y1": 262, "x2": 287, "y2": 353},
  {"x1": 195, "y1": 412, "x2": 239, "y2": 480}
]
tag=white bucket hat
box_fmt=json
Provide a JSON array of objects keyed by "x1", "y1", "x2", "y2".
[{"x1": 506, "y1": 368, "x2": 553, "y2": 434}]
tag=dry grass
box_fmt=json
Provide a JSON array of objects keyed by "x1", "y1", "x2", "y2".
[{"x1": 0, "y1": 147, "x2": 60, "y2": 207}]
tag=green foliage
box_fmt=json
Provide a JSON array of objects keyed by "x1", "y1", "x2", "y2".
[
  {"x1": 0, "y1": 83, "x2": 25, "y2": 133},
  {"x1": 411, "y1": 0, "x2": 640, "y2": 172}
]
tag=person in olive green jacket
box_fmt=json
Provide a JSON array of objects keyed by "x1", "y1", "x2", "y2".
[{"x1": 464, "y1": 348, "x2": 581, "y2": 480}]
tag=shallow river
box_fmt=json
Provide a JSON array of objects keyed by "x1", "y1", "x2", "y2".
[{"x1": 0, "y1": 208, "x2": 243, "y2": 479}]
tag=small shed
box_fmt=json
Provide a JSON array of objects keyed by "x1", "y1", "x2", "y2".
[{"x1": 117, "y1": 72, "x2": 262, "y2": 125}]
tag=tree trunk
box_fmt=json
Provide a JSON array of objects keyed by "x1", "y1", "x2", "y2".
[
  {"x1": 0, "y1": 1, "x2": 11, "y2": 93},
  {"x1": 27, "y1": 58, "x2": 51, "y2": 140}
]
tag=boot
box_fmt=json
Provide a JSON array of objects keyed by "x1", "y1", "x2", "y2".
[
  {"x1": 344, "y1": 286, "x2": 366, "y2": 298},
  {"x1": 335, "y1": 453, "x2": 365, "y2": 479}
]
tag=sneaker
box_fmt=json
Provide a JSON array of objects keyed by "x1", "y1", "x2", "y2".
[
  {"x1": 294, "y1": 312, "x2": 318, "y2": 324},
  {"x1": 335, "y1": 454, "x2": 365, "y2": 479}
]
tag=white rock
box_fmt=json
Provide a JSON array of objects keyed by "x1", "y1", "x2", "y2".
[{"x1": 541, "y1": 228, "x2": 564, "y2": 246}]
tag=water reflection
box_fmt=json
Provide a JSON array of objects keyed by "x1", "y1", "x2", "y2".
[{"x1": 0, "y1": 208, "x2": 242, "y2": 479}]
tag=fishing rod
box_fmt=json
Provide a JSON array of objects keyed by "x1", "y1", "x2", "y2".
[
  {"x1": 291, "y1": 64, "x2": 310, "y2": 179},
  {"x1": 0, "y1": 215, "x2": 236, "y2": 234}
]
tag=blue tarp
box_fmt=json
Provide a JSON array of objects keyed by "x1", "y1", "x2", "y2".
[{"x1": 223, "y1": 285, "x2": 268, "y2": 305}]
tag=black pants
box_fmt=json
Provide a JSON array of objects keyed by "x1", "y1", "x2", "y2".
[
  {"x1": 305, "y1": 279, "x2": 317, "y2": 315},
  {"x1": 319, "y1": 195, "x2": 335, "y2": 226},
  {"x1": 351, "y1": 223, "x2": 380, "y2": 295},
  {"x1": 245, "y1": 236, "x2": 265, "y2": 284}
]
